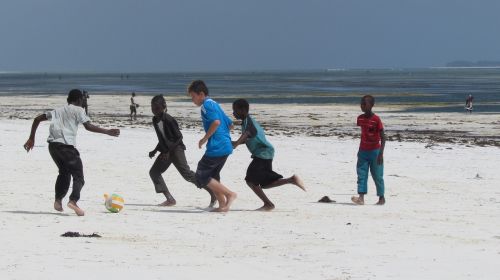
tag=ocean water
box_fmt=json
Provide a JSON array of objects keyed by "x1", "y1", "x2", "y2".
[{"x1": 1, "y1": 69, "x2": 499, "y2": 112}]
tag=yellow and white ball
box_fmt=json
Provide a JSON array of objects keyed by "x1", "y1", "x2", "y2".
[{"x1": 104, "y1": 193, "x2": 124, "y2": 213}]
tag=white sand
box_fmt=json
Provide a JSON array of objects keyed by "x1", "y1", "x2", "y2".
[
  {"x1": 2, "y1": 95, "x2": 500, "y2": 145},
  {"x1": 1, "y1": 108, "x2": 499, "y2": 279}
]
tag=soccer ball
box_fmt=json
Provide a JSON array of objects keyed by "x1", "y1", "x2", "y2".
[{"x1": 104, "y1": 193, "x2": 124, "y2": 213}]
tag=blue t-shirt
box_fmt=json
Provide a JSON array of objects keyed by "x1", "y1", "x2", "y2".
[
  {"x1": 242, "y1": 115, "x2": 274, "y2": 160},
  {"x1": 201, "y1": 98, "x2": 233, "y2": 157}
]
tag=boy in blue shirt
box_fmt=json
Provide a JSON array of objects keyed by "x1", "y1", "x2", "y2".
[
  {"x1": 188, "y1": 80, "x2": 237, "y2": 212},
  {"x1": 232, "y1": 99, "x2": 305, "y2": 211}
]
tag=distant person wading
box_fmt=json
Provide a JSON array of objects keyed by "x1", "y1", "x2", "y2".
[{"x1": 465, "y1": 94, "x2": 474, "y2": 114}]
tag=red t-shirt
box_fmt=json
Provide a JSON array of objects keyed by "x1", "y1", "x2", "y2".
[{"x1": 357, "y1": 113, "x2": 384, "y2": 151}]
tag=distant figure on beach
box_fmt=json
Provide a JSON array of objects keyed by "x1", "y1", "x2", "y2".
[
  {"x1": 130, "y1": 92, "x2": 139, "y2": 120},
  {"x1": 82, "y1": 90, "x2": 90, "y2": 115},
  {"x1": 351, "y1": 95, "x2": 386, "y2": 206},
  {"x1": 148, "y1": 95, "x2": 216, "y2": 207},
  {"x1": 232, "y1": 99, "x2": 306, "y2": 211},
  {"x1": 23, "y1": 89, "x2": 120, "y2": 216},
  {"x1": 465, "y1": 94, "x2": 474, "y2": 114},
  {"x1": 188, "y1": 80, "x2": 237, "y2": 212}
]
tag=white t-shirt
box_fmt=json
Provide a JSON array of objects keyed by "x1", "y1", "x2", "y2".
[
  {"x1": 45, "y1": 104, "x2": 91, "y2": 146},
  {"x1": 157, "y1": 120, "x2": 167, "y2": 141}
]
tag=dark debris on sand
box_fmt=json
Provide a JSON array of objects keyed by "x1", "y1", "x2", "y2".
[
  {"x1": 61, "y1": 231, "x2": 102, "y2": 238},
  {"x1": 318, "y1": 196, "x2": 336, "y2": 203}
]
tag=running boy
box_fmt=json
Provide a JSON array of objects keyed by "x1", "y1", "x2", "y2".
[
  {"x1": 351, "y1": 95, "x2": 386, "y2": 205},
  {"x1": 23, "y1": 89, "x2": 120, "y2": 216},
  {"x1": 149, "y1": 95, "x2": 216, "y2": 207},
  {"x1": 231, "y1": 99, "x2": 305, "y2": 211},
  {"x1": 188, "y1": 80, "x2": 237, "y2": 212}
]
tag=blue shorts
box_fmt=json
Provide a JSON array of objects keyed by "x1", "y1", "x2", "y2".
[{"x1": 195, "y1": 155, "x2": 228, "y2": 188}]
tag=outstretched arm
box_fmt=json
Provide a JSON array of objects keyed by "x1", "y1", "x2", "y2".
[
  {"x1": 83, "y1": 122, "x2": 120, "y2": 137},
  {"x1": 232, "y1": 131, "x2": 250, "y2": 149},
  {"x1": 24, "y1": 114, "x2": 48, "y2": 152}
]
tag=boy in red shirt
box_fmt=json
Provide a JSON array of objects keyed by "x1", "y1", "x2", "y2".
[{"x1": 351, "y1": 95, "x2": 386, "y2": 205}]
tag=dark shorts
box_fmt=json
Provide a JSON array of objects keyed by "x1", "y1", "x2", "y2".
[
  {"x1": 195, "y1": 155, "x2": 228, "y2": 188},
  {"x1": 130, "y1": 105, "x2": 137, "y2": 113},
  {"x1": 245, "y1": 157, "x2": 283, "y2": 187}
]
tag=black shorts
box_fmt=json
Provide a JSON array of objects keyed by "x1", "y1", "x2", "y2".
[
  {"x1": 245, "y1": 157, "x2": 283, "y2": 187},
  {"x1": 195, "y1": 155, "x2": 228, "y2": 188}
]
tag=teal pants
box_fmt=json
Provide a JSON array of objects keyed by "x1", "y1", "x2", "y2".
[{"x1": 357, "y1": 149, "x2": 385, "y2": 197}]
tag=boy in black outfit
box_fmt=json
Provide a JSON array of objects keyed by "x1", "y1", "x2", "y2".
[
  {"x1": 149, "y1": 95, "x2": 216, "y2": 207},
  {"x1": 232, "y1": 99, "x2": 305, "y2": 211}
]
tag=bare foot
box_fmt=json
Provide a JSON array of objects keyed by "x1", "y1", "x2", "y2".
[
  {"x1": 54, "y1": 199, "x2": 63, "y2": 212},
  {"x1": 158, "y1": 200, "x2": 176, "y2": 207},
  {"x1": 225, "y1": 192, "x2": 237, "y2": 210},
  {"x1": 351, "y1": 196, "x2": 364, "y2": 205},
  {"x1": 292, "y1": 175, "x2": 306, "y2": 191},
  {"x1": 255, "y1": 204, "x2": 275, "y2": 211},
  {"x1": 209, "y1": 207, "x2": 227, "y2": 213},
  {"x1": 375, "y1": 197, "x2": 386, "y2": 205},
  {"x1": 208, "y1": 199, "x2": 217, "y2": 208},
  {"x1": 218, "y1": 192, "x2": 237, "y2": 212},
  {"x1": 67, "y1": 201, "x2": 85, "y2": 216}
]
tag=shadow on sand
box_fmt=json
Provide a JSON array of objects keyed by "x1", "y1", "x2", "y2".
[
  {"x1": 141, "y1": 208, "x2": 206, "y2": 214},
  {"x1": 3, "y1": 210, "x2": 70, "y2": 216},
  {"x1": 313, "y1": 201, "x2": 357, "y2": 206}
]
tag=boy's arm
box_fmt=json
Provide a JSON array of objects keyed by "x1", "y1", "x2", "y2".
[
  {"x1": 24, "y1": 114, "x2": 48, "y2": 152},
  {"x1": 163, "y1": 119, "x2": 183, "y2": 151},
  {"x1": 149, "y1": 143, "x2": 161, "y2": 158},
  {"x1": 232, "y1": 131, "x2": 250, "y2": 149},
  {"x1": 83, "y1": 122, "x2": 120, "y2": 137},
  {"x1": 377, "y1": 129, "x2": 386, "y2": 165},
  {"x1": 199, "y1": 120, "x2": 220, "y2": 148}
]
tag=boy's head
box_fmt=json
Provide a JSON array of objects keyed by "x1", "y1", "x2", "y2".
[
  {"x1": 132, "y1": 92, "x2": 136, "y2": 97},
  {"x1": 67, "y1": 89, "x2": 83, "y2": 106},
  {"x1": 232, "y1": 99, "x2": 249, "y2": 120},
  {"x1": 151, "y1": 95, "x2": 167, "y2": 118},
  {"x1": 188, "y1": 80, "x2": 208, "y2": 106},
  {"x1": 360, "y1": 95, "x2": 375, "y2": 113}
]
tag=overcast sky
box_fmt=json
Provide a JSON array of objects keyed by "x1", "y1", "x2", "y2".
[{"x1": 1, "y1": 0, "x2": 499, "y2": 72}]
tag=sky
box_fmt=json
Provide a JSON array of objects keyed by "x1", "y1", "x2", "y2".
[{"x1": 0, "y1": 0, "x2": 499, "y2": 72}]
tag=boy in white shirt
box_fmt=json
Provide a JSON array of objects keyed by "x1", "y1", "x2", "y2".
[{"x1": 23, "y1": 89, "x2": 120, "y2": 216}]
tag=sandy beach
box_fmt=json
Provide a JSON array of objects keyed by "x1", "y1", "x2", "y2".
[
  {"x1": 1, "y1": 94, "x2": 499, "y2": 147},
  {"x1": 0, "y1": 95, "x2": 499, "y2": 279}
]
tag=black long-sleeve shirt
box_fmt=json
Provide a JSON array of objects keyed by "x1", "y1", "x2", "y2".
[{"x1": 152, "y1": 113, "x2": 185, "y2": 153}]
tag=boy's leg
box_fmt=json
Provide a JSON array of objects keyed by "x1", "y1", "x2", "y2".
[
  {"x1": 262, "y1": 175, "x2": 306, "y2": 191},
  {"x1": 369, "y1": 149, "x2": 385, "y2": 205},
  {"x1": 196, "y1": 155, "x2": 236, "y2": 212},
  {"x1": 149, "y1": 155, "x2": 176, "y2": 206},
  {"x1": 66, "y1": 149, "x2": 85, "y2": 203},
  {"x1": 171, "y1": 147, "x2": 216, "y2": 207},
  {"x1": 206, "y1": 179, "x2": 237, "y2": 212},
  {"x1": 49, "y1": 145, "x2": 85, "y2": 216},
  {"x1": 253, "y1": 158, "x2": 305, "y2": 190},
  {"x1": 48, "y1": 143, "x2": 72, "y2": 211},
  {"x1": 209, "y1": 157, "x2": 236, "y2": 212},
  {"x1": 246, "y1": 181, "x2": 275, "y2": 211},
  {"x1": 352, "y1": 150, "x2": 370, "y2": 205}
]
